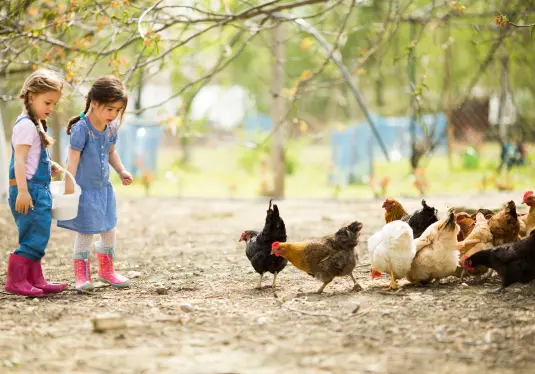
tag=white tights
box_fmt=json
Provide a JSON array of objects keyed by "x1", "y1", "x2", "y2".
[{"x1": 73, "y1": 229, "x2": 116, "y2": 254}]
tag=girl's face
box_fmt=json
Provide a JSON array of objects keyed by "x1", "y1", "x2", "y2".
[
  {"x1": 92, "y1": 100, "x2": 125, "y2": 125},
  {"x1": 29, "y1": 91, "x2": 61, "y2": 120}
]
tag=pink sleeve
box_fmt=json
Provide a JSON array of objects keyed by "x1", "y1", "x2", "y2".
[{"x1": 12, "y1": 119, "x2": 39, "y2": 146}]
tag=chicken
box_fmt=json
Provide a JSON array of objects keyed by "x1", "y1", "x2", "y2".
[
  {"x1": 239, "y1": 200, "x2": 287, "y2": 290},
  {"x1": 368, "y1": 221, "x2": 416, "y2": 290},
  {"x1": 271, "y1": 221, "x2": 363, "y2": 294},
  {"x1": 404, "y1": 199, "x2": 439, "y2": 239},
  {"x1": 406, "y1": 208, "x2": 459, "y2": 285},
  {"x1": 488, "y1": 200, "x2": 521, "y2": 246},
  {"x1": 471, "y1": 209, "x2": 494, "y2": 220},
  {"x1": 382, "y1": 198, "x2": 409, "y2": 223},
  {"x1": 382, "y1": 198, "x2": 438, "y2": 238},
  {"x1": 463, "y1": 230, "x2": 535, "y2": 292},
  {"x1": 456, "y1": 213, "x2": 494, "y2": 281},
  {"x1": 455, "y1": 212, "x2": 475, "y2": 242},
  {"x1": 521, "y1": 190, "x2": 535, "y2": 237}
]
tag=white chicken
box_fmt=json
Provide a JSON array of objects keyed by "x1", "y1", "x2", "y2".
[
  {"x1": 407, "y1": 207, "x2": 460, "y2": 286},
  {"x1": 368, "y1": 221, "x2": 416, "y2": 290}
]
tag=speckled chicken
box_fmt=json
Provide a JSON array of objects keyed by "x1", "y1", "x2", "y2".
[{"x1": 271, "y1": 221, "x2": 363, "y2": 294}]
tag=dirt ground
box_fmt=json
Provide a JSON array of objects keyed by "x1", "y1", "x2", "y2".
[{"x1": 1, "y1": 192, "x2": 535, "y2": 374}]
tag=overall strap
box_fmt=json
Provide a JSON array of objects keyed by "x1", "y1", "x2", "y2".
[{"x1": 13, "y1": 115, "x2": 30, "y2": 127}]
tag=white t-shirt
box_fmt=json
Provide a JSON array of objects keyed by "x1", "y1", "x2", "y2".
[{"x1": 11, "y1": 115, "x2": 43, "y2": 180}]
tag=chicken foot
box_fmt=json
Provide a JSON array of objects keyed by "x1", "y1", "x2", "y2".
[
  {"x1": 350, "y1": 273, "x2": 363, "y2": 292},
  {"x1": 256, "y1": 273, "x2": 264, "y2": 289}
]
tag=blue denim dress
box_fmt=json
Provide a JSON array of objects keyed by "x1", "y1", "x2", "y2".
[
  {"x1": 8, "y1": 116, "x2": 53, "y2": 261},
  {"x1": 57, "y1": 117, "x2": 118, "y2": 234}
]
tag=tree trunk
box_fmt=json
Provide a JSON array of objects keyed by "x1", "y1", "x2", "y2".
[
  {"x1": 443, "y1": 22, "x2": 453, "y2": 167},
  {"x1": 498, "y1": 44, "x2": 509, "y2": 141},
  {"x1": 271, "y1": 22, "x2": 285, "y2": 198},
  {"x1": 408, "y1": 21, "x2": 418, "y2": 171}
]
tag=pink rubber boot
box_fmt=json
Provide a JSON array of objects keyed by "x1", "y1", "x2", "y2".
[
  {"x1": 73, "y1": 252, "x2": 94, "y2": 291},
  {"x1": 96, "y1": 243, "x2": 130, "y2": 288},
  {"x1": 28, "y1": 260, "x2": 68, "y2": 294},
  {"x1": 4, "y1": 253, "x2": 45, "y2": 297}
]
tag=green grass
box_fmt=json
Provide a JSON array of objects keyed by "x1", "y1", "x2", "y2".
[{"x1": 111, "y1": 142, "x2": 535, "y2": 199}]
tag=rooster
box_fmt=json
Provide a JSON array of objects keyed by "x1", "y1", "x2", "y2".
[
  {"x1": 368, "y1": 221, "x2": 416, "y2": 290},
  {"x1": 407, "y1": 208, "x2": 459, "y2": 286},
  {"x1": 463, "y1": 230, "x2": 535, "y2": 292},
  {"x1": 271, "y1": 221, "x2": 363, "y2": 294},
  {"x1": 239, "y1": 200, "x2": 287, "y2": 290}
]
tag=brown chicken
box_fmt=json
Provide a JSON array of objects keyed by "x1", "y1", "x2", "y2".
[
  {"x1": 455, "y1": 212, "x2": 475, "y2": 242},
  {"x1": 456, "y1": 213, "x2": 494, "y2": 281},
  {"x1": 471, "y1": 209, "x2": 494, "y2": 220},
  {"x1": 271, "y1": 221, "x2": 363, "y2": 294},
  {"x1": 382, "y1": 198, "x2": 409, "y2": 223},
  {"x1": 488, "y1": 200, "x2": 521, "y2": 246},
  {"x1": 521, "y1": 190, "x2": 535, "y2": 237}
]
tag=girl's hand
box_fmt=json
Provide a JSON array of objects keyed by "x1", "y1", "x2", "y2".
[
  {"x1": 64, "y1": 183, "x2": 75, "y2": 195},
  {"x1": 16, "y1": 191, "x2": 34, "y2": 214},
  {"x1": 119, "y1": 170, "x2": 133, "y2": 186},
  {"x1": 51, "y1": 162, "x2": 61, "y2": 178}
]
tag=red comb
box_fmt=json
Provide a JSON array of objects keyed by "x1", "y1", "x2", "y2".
[{"x1": 523, "y1": 191, "x2": 534, "y2": 201}]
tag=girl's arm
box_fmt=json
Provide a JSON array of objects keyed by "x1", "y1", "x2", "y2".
[
  {"x1": 64, "y1": 148, "x2": 81, "y2": 194},
  {"x1": 109, "y1": 144, "x2": 132, "y2": 186},
  {"x1": 13, "y1": 144, "x2": 33, "y2": 214}
]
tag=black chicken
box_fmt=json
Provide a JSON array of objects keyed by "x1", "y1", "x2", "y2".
[
  {"x1": 239, "y1": 200, "x2": 287, "y2": 289},
  {"x1": 402, "y1": 199, "x2": 439, "y2": 239},
  {"x1": 463, "y1": 230, "x2": 535, "y2": 292}
]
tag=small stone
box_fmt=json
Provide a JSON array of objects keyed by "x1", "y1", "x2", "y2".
[
  {"x1": 128, "y1": 271, "x2": 142, "y2": 279},
  {"x1": 92, "y1": 313, "x2": 126, "y2": 333},
  {"x1": 155, "y1": 287, "x2": 168, "y2": 295},
  {"x1": 32, "y1": 298, "x2": 40, "y2": 303},
  {"x1": 179, "y1": 303, "x2": 195, "y2": 313}
]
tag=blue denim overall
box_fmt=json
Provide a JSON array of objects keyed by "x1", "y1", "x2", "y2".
[{"x1": 8, "y1": 116, "x2": 53, "y2": 261}]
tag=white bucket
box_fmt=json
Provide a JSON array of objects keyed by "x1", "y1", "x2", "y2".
[{"x1": 50, "y1": 167, "x2": 81, "y2": 221}]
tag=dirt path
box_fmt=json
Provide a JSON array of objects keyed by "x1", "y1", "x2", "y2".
[{"x1": 1, "y1": 193, "x2": 535, "y2": 374}]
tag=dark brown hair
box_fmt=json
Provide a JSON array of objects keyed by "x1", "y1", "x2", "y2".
[
  {"x1": 67, "y1": 75, "x2": 128, "y2": 135},
  {"x1": 20, "y1": 69, "x2": 64, "y2": 148}
]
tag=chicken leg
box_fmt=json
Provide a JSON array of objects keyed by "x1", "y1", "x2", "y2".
[
  {"x1": 272, "y1": 271, "x2": 278, "y2": 289},
  {"x1": 387, "y1": 264, "x2": 398, "y2": 290},
  {"x1": 317, "y1": 282, "x2": 330, "y2": 294},
  {"x1": 256, "y1": 273, "x2": 264, "y2": 289},
  {"x1": 460, "y1": 268, "x2": 467, "y2": 283},
  {"x1": 350, "y1": 273, "x2": 363, "y2": 292}
]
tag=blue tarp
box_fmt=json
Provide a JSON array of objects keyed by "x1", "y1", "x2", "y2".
[
  {"x1": 55, "y1": 119, "x2": 162, "y2": 178},
  {"x1": 330, "y1": 113, "x2": 448, "y2": 185}
]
